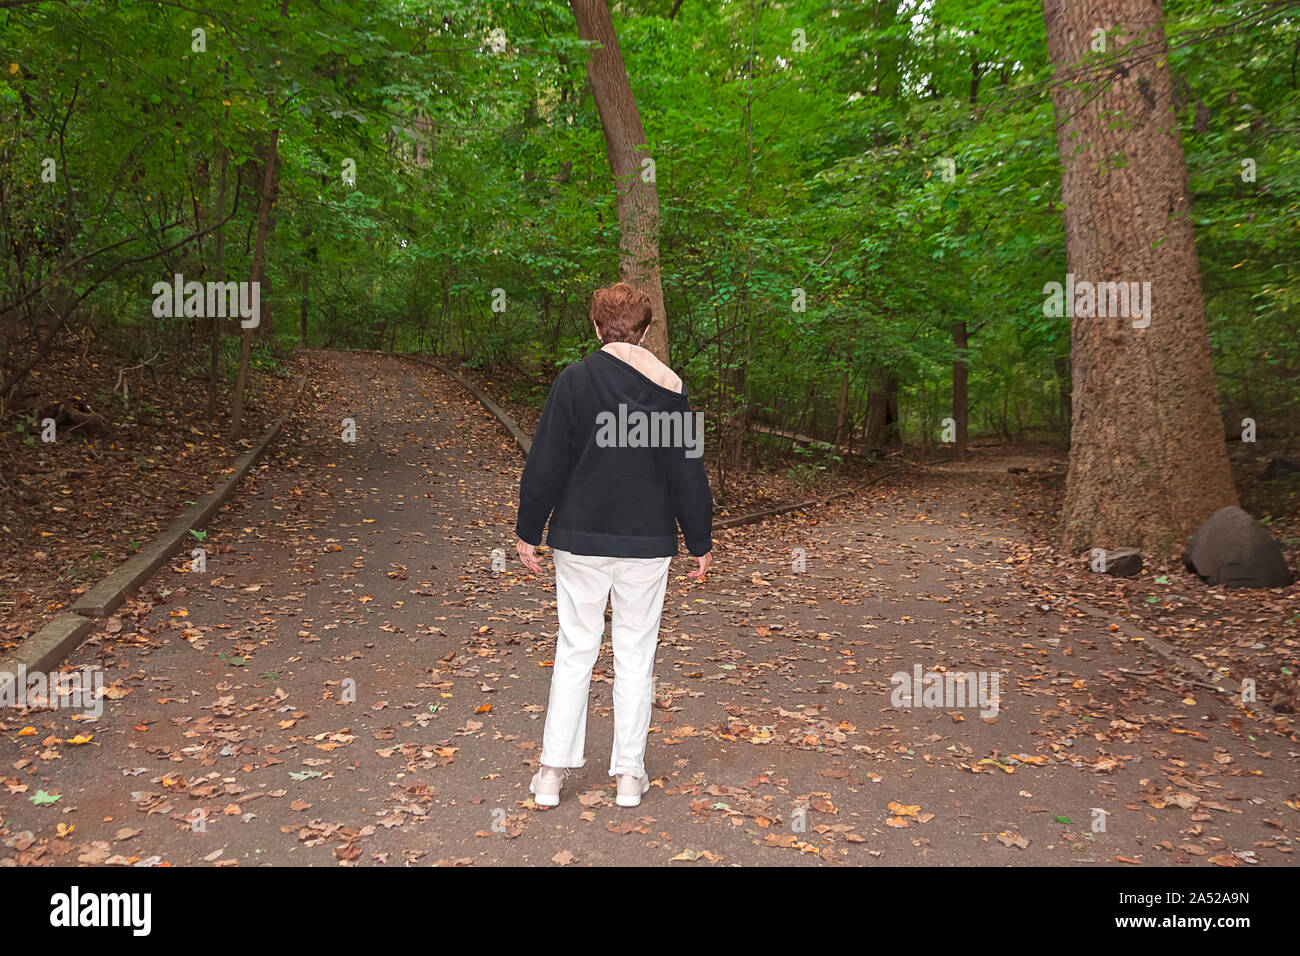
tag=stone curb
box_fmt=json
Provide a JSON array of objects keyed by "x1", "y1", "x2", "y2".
[
  {"x1": 0, "y1": 613, "x2": 98, "y2": 695},
  {"x1": 1066, "y1": 599, "x2": 1250, "y2": 700}
]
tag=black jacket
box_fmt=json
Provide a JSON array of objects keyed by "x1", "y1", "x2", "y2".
[{"x1": 515, "y1": 349, "x2": 713, "y2": 558}]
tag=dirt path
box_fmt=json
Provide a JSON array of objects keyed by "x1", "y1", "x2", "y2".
[{"x1": 2, "y1": 352, "x2": 1295, "y2": 867}]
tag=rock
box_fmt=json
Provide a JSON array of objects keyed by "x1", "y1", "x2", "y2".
[
  {"x1": 1262, "y1": 456, "x2": 1300, "y2": 480},
  {"x1": 1183, "y1": 506, "x2": 1294, "y2": 588},
  {"x1": 1097, "y1": 547, "x2": 1142, "y2": 577}
]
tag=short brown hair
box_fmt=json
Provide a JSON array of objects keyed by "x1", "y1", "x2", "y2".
[{"x1": 590, "y1": 282, "x2": 652, "y2": 345}]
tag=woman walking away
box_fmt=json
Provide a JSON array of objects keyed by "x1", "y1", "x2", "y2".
[{"x1": 515, "y1": 282, "x2": 713, "y2": 808}]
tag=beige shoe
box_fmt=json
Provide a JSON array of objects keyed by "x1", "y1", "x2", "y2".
[
  {"x1": 615, "y1": 773, "x2": 650, "y2": 808},
  {"x1": 530, "y1": 766, "x2": 569, "y2": 807}
]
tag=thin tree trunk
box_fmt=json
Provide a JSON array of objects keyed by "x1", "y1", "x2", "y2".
[
  {"x1": 192, "y1": 155, "x2": 209, "y2": 346},
  {"x1": 886, "y1": 373, "x2": 899, "y2": 442},
  {"x1": 231, "y1": 133, "x2": 278, "y2": 440},
  {"x1": 865, "y1": 369, "x2": 888, "y2": 450},
  {"x1": 1053, "y1": 352, "x2": 1070, "y2": 438},
  {"x1": 834, "y1": 332, "x2": 856, "y2": 449},
  {"x1": 231, "y1": 0, "x2": 289, "y2": 437},
  {"x1": 1044, "y1": 0, "x2": 1236, "y2": 554},
  {"x1": 865, "y1": 365, "x2": 899, "y2": 450},
  {"x1": 570, "y1": 0, "x2": 670, "y2": 363},
  {"x1": 206, "y1": 144, "x2": 229, "y2": 420},
  {"x1": 257, "y1": 149, "x2": 277, "y2": 343},
  {"x1": 952, "y1": 319, "x2": 969, "y2": 460},
  {"x1": 299, "y1": 270, "x2": 308, "y2": 347},
  {"x1": 833, "y1": 364, "x2": 851, "y2": 450}
]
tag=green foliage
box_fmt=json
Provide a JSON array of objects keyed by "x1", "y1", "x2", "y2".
[{"x1": 1, "y1": 0, "x2": 1295, "y2": 445}]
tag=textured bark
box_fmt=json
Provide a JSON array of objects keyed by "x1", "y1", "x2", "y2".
[
  {"x1": 1043, "y1": 0, "x2": 1236, "y2": 554},
  {"x1": 570, "y1": 0, "x2": 669, "y2": 363}
]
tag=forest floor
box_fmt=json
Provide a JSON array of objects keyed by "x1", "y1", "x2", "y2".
[
  {"x1": 1, "y1": 350, "x2": 1297, "y2": 867},
  {"x1": 0, "y1": 338, "x2": 306, "y2": 650}
]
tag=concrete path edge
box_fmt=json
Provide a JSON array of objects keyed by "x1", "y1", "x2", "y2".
[{"x1": 370, "y1": 350, "x2": 532, "y2": 456}]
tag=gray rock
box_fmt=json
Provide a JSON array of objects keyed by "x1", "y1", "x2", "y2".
[
  {"x1": 1182, "y1": 506, "x2": 1294, "y2": 588},
  {"x1": 1099, "y1": 546, "x2": 1142, "y2": 577}
]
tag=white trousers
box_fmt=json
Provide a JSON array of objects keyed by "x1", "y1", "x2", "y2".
[{"x1": 540, "y1": 548, "x2": 673, "y2": 778}]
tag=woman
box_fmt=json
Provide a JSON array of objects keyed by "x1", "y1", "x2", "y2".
[{"x1": 515, "y1": 282, "x2": 713, "y2": 808}]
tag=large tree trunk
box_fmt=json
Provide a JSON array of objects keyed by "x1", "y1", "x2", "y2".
[
  {"x1": 1043, "y1": 0, "x2": 1236, "y2": 555},
  {"x1": 570, "y1": 0, "x2": 669, "y2": 363}
]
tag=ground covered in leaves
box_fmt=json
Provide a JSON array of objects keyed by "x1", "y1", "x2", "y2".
[
  {"x1": 1, "y1": 336, "x2": 305, "y2": 650},
  {"x1": 1, "y1": 351, "x2": 1296, "y2": 866}
]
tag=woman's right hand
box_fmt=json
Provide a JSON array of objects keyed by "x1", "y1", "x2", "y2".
[{"x1": 516, "y1": 538, "x2": 545, "y2": 574}]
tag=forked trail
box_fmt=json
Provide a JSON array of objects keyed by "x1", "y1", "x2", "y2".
[{"x1": 2, "y1": 352, "x2": 1293, "y2": 867}]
